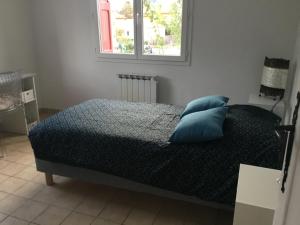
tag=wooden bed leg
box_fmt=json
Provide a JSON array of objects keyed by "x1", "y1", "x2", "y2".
[{"x1": 45, "y1": 173, "x2": 54, "y2": 186}]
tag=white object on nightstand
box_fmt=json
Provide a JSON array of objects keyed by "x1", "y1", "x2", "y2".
[
  {"x1": 0, "y1": 73, "x2": 39, "y2": 134},
  {"x1": 248, "y1": 93, "x2": 285, "y2": 118},
  {"x1": 233, "y1": 164, "x2": 281, "y2": 225}
]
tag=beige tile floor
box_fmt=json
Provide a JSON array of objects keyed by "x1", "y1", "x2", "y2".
[{"x1": 0, "y1": 133, "x2": 234, "y2": 225}]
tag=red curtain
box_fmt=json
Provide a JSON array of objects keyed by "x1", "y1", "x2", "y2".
[{"x1": 99, "y1": 0, "x2": 112, "y2": 52}]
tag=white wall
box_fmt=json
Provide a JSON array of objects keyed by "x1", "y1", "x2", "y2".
[
  {"x1": 0, "y1": 0, "x2": 36, "y2": 73},
  {"x1": 31, "y1": 0, "x2": 300, "y2": 109},
  {"x1": 275, "y1": 23, "x2": 300, "y2": 225}
]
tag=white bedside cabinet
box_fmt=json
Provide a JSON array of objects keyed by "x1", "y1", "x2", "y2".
[
  {"x1": 248, "y1": 94, "x2": 285, "y2": 118},
  {"x1": 233, "y1": 164, "x2": 281, "y2": 225}
]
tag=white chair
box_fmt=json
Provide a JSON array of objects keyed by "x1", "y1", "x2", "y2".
[{"x1": 0, "y1": 72, "x2": 23, "y2": 158}]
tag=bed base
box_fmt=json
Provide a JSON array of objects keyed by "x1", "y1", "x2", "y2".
[{"x1": 36, "y1": 159, "x2": 233, "y2": 211}]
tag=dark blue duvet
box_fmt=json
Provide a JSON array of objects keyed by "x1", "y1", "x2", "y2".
[{"x1": 29, "y1": 99, "x2": 281, "y2": 205}]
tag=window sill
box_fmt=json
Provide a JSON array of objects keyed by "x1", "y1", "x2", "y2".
[{"x1": 95, "y1": 55, "x2": 191, "y2": 66}]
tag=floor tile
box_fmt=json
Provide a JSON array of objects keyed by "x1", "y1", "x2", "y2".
[
  {"x1": 1, "y1": 135, "x2": 28, "y2": 146},
  {"x1": 112, "y1": 190, "x2": 133, "y2": 204},
  {"x1": 33, "y1": 187, "x2": 57, "y2": 203},
  {"x1": 16, "y1": 154, "x2": 35, "y2": 166},
  {"x1": 124, "y1": 208, "x2": 157, "y2": 225},
  {"x1": 12, "y1": 200, "x2": 48, "y2": 222},
  {"x1": 0, "y1": 217, "x2": 29, "y2": 225},
  {"x1": 0, "y1": 213, "x2": 7, "y2": 223},
  {"x1": 0, "y1": 192, "x2": 8, "y2": 201},
  {"x1": 31, "y1": 173, "x2": 46, "y2": 184},
  {"x1": 215, "y1": 210, "x2": 234, "y2": 225},
  {"x1": 15, "y1": 166, "x2": 39, "y2": 181},
  {"x1": 51, "y1": 191, "x2": 84, "y2": 210},
  {"x1": 183, "y1": 204, "x2": 218, "y2": 225},
  {"x1": 75, "y1": 191, "x2": 110, "y2": 216},
  {"x1": 153, "y1": 201, "x2": 187, "y2": 225},
  {"x1": 14, "y1": 182, "x2": 44, "y2": 199},
  {"x1": 33, "y1": 206, "x2": 71, "y2": 225},
  {"x1": 99, "y1": 200, "x2": 132, "y2": 224},
  {"x1": 0, "y1": 174, "x2": 9, "y2": 183},
  {"x1": 0, "y1": 161, "x2": 10, "y2": 170},
  {"x1": 92, "y1": 218, "x2": 120, "y2": 225},
  {"x1": 61, "y1": 212, "x2": 95, "y2": 225},
  {"x1": 50, "y1": 180, "x2": 85, "y2": 197},
  {"x1": 0, "y1": 177, "x2": 27, "y2": 194},
  {"x1": 17, "y1": 146, "x2": 33, "y2": 154},
  {"x1": 0, "y1": 162, "x2": 26, "y2": 176},
  {"x1": 80, "y1": 183, "x2": 115, "y2": 201},
  {"x1": 5, "y1": 142, "x2": 32, "y2": 154},
  {"x1": 76, "y1": 181, "x2": 116, "y2": 201},
  {"x1": 34, "y1": 187, "x2": 83, "y2": 210},
  {"x1": 0, "y1": 195, "x2": 27, "y2": 214},
  {"x1": 153, "y1": 214, "x2": 184, "y2": 225},
  {"x1": 4, "y1": 152, "x2": 27, "y2": 163},
  {"x1": 131, "y1": 193, "x2": 162, "y2": 213}
]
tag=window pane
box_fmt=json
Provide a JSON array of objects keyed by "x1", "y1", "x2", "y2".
[
  {"x1": 142, "y1": 0, "x2": 183, "y2": 56},
  {"x1": 98, "y1": 0, "x2": 135, "y2": 54}
]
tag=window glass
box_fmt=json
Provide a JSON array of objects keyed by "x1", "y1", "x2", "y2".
[
  {"x1": 142, "y1": 0, "x2": 183, "y2": 56},
  {"x1": 96, "y1": 0, "x2": 188, "y2": 61},
  {"x1": 98, "y1": 0, "x2": 135, "y2": 54}
]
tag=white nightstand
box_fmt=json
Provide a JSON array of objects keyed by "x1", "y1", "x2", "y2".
[
  {"x1": 233, "y1": 164, "x2": 281, "y2": 225},
  {"x1": 248, "y1": 94, "x2": 285, "y2": 118}
]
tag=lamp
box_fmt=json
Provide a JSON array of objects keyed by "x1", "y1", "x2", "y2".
[{"x1": 259, "y1": 57, "x2": 290, "y2": 99}]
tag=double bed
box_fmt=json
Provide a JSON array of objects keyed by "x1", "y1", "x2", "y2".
[{"x1": 29, "y1": 99, "x2": 282, "y2": 207}]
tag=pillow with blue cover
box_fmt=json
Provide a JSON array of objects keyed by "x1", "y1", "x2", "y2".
[
  {"x1": 180, "y1": 95, "x2": 229, "y2": 119},
  {"x1": 169, "y1": 106, "x2": 228, "y2": 144}
]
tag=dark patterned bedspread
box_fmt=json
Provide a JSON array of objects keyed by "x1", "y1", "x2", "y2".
[{"x1": 29, "y1": 99, "x2": 281, "y2": 205}]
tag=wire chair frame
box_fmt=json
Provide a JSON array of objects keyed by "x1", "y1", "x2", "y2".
[
  {"x1": 0, "y1": 72, "x2": 23, "y2": 113},
  {"x1": 0, "y1": 71, "x2": 24, "y2": 158}
]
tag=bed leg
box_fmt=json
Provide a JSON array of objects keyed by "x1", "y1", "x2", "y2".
[{"x1": 45, "y1": 173, "x2": 54, "y2": 186}]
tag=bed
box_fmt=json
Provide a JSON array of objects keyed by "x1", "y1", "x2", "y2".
[{"x1": 29, "y1": 99, "x2": 282, "y2": 207}]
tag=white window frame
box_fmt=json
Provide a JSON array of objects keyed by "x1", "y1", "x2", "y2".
[{"x1": 91, "y1": 0, "x2": 193, "y2": 64}]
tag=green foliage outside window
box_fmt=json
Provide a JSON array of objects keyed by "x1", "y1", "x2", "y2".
[
  {"x1": 119, "y1": 1, "x2": 133, "y2": 19},
  {"x1": 144, "y1": 0, "x2": 182, "y2": 47},
  {"x1": 117, "y1": 0, "x2": 183, "y2": 55}
]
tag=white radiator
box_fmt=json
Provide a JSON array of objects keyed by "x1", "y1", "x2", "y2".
[{"x1": 117, "y1": 74, "x2": 158, "y2": 103}]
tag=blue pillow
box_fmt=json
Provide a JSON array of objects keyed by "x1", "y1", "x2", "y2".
[
  {"x1": 180, "y1": 95, "x2": 229, "y2": 119},
  {"x1": 170, "y1": 107, "x2": 228, "y2": 144}
]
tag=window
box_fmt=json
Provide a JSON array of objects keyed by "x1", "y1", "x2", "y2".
[{"x1": 95, "y1": 0, "x2": 190, "y2": 62}]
